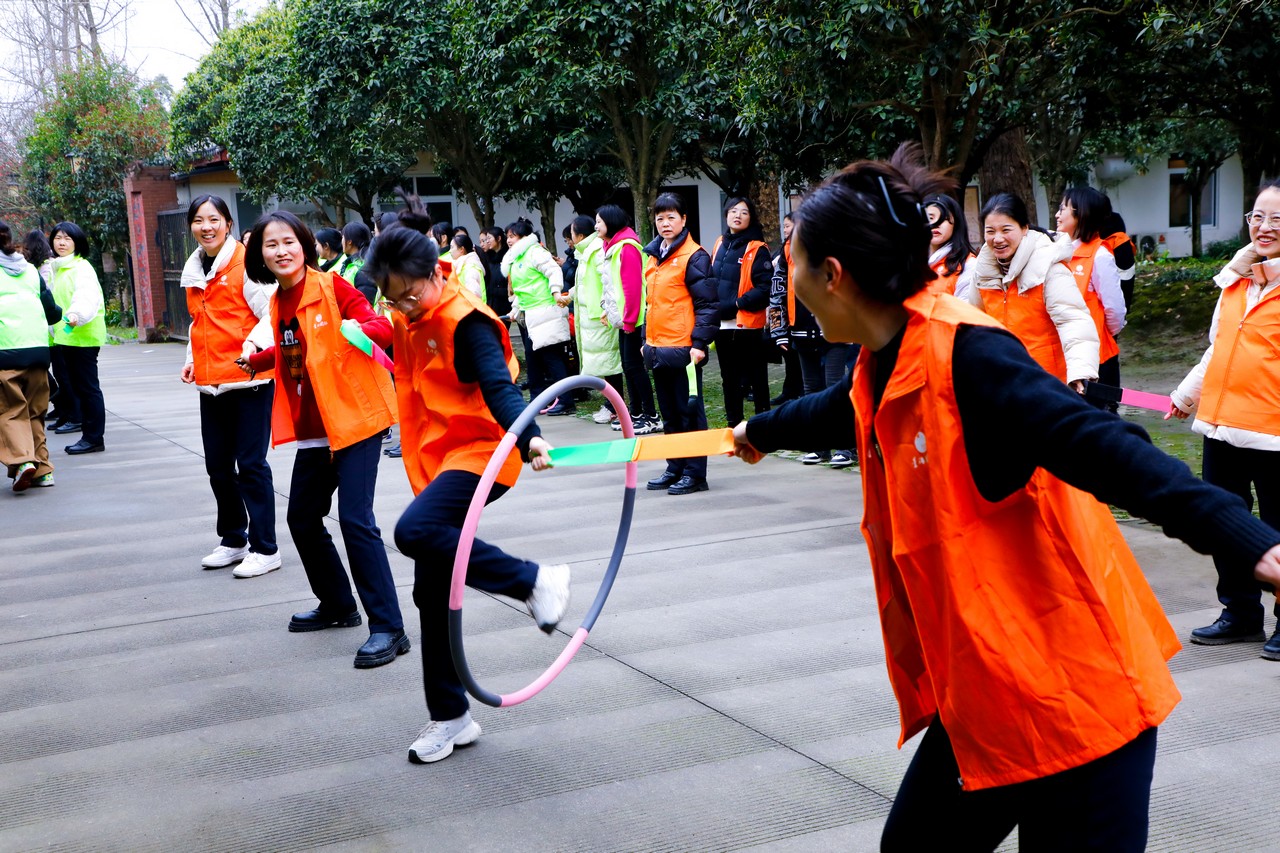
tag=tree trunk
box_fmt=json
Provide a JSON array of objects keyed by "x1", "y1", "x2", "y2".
[
  {"x1": 632, "y1": 190, "x2": 655, "y2": 244},
  {"x1": 536, "y1": 192, "x2": 558, "y2": 256},
  {"x1": 751, "y1": 175, "x2": 780, "y2": 250},
  {"x1": 978, "y1": 127, "x2": 1038, "y2": 227},
  {"x1": 1189, "y1": 175, "x2": 1208, "y2": 258}
]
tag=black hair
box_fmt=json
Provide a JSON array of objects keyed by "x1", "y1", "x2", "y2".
[
  {"x1": 923, "y1": 193, "x2": 974, "y2": 276},
  {"x1": 0, "y1": 221, "x2": 14, "y2": 254},
  {"x1": 505, "y1": 218, "x2": 534, "y2": 239},
  {"x1": 1256, "y1": 177, "x2": 1280, "y2": 197},
  {"x1": 315, "y1": 228, "x2": 343, "y2": 253},
  {"x1": 341, "y1": 221, "x2": 372, "y2": 255},
  {"x1": 50, "y1": 221, "x2": 90, "y2": 258},
  {"x1": 430, "y1": 222, "x2": 452, "y2": 247},
  {"x1": 24, "y1": 230, "x2": 52, "y2": 267},
  {"x1": 792, "y1": 142, "x2": 952, "y2": 305},
  {"x1": 980, "y1": 193, "x2": 1031, "y2": 229},
  {"x1": 595, "y1": 204, "x2": 630, "y2": 239},
  {"x1": 243, "y1": 211, "x2": 319, "y2": 283},
  {"x1": 654, "y1": 192, "x2": 686, "y2": 217},
  {"x1": 783, "y1": 212, "x2": 794, "y2": 223},
  {"x1": 453, "y1": 225, "x2": 469, "y2": 237},
  {"x1": 570, "y1": 215, "x2": 595, "y2": 239},
  {"x1": 1060, "y1": 186, "x2": 1111, "y2": 243},
  {"x1": 186, "y1": 194, "x2": 233, "y2": 227},
  {"x1": 365, "y1": 190, "x2": 441, "y2": 287},
  {"x1": 377, "y1": 212, "x2": 400, "y2": 234},
  {"x1": 452, "y1": 232, "x2": 476, "y2": 254}
]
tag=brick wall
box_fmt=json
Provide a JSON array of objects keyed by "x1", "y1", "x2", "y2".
[{"x1": 123, "y1": 166, "x2": 178, "y2": 342}]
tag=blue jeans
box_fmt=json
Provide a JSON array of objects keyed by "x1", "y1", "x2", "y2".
[
  {"x1": 288, "y1": 433, "x2": 401, "y2": 632},
  {"x1": 395, "y1": 469, "x2": 539, "y2": 721}
]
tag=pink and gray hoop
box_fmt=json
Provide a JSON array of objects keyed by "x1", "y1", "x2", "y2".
[{"x1": 448, "y1": 374, "x2": 637, "y2": 707}]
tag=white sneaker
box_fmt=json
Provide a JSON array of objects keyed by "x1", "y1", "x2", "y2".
[
  {"x1": 609, "y1": 418, "x2": 622, "y2": 431},
  {"x1": 800, "y1": 452, "x2": 828, "y2": 465},
  {"x1": 526, "y1": 563, "x2": 571, "y2": 633},
  {"x1": 32, "y1": 473, "x2": 54, "y2": 488},
  {"x1": 408, "y1": 713, "x2": 482, "y2": 764},
  {"x1": 201, "y1": 543, "x2": 249, "y2": 569},
  {"x1": 12, "y1": 462, "x2": 36, "y2": 493},
  {"x1": 592, "y1": 406, "x2": 613, "y2": 424},
  {"x1": 232, "y1": 550, "x2": 282, "y2": 578}
]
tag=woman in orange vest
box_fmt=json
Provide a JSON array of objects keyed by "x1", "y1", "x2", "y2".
[
  {"x1": 363, "y1": 199, "x2": 568, "y2": 765},
  {"x1": 641, "y1": 191, "x2": 717, "y2": 494},
  {"x1": 1170, "y1": 179, "x2": 1280, "y2": 659},
  {"x1": 178, "y1": 195, "x2": 280, "y2": 577},
  {"x1": 710, "y1": 196, "x2": 773, "y2": 426},
  {"x1": 966, "y1": 193, "x2": 1099, "y2": 389},
  {"x1": 923, "y1": 193, "x2": 975, "y2": 299},
  {"x1": 237, "y1": 211, "x2": 408, "y2": 669},
  {"x1": 731, "y1": 144, "x2": 1280, "y2": 851},
  {"x1": 1056, "y1": 186, "x2": 1127, "y2": 405}
]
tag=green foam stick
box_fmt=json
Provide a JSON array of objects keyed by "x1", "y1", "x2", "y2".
[
  {"x1": 547, "y1": 438, "x2": 638, "y2": 467},
  {"x1": 340, "y1": 319, "x2": 394, "y2": 370}
]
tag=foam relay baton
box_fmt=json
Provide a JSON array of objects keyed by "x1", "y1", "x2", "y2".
[
  {"x1": 340, "y1": 319, "x2": 394, "y2": 371},
  {"x1": 1083, "y1": 381, "x2": 1171, "y2": 413},
  {"x1": 547, "y1": 428, "x2": 736, "y2": 467}
]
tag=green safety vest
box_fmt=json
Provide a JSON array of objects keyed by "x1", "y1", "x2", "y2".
[
  {"x1": 338, "y1": 254, "x2": 364, "y2": 283},
  {"x1": 572, "y1": 233, "x2": 606, "y2": 322},
  {"x1": 0, "y1": 265, "x2": 47, "y2": 351},
  {"x1": 508, "y1": 240, "x2": 556, "y2": 311},
  {"x1": 50, "y1": 256, "x2": 106, "y2": 347},
  {"x1": 606, "y1": 237, "x2": 645, "y2": 327}
]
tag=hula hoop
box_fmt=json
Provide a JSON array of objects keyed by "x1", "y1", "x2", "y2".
[{"x1": 449, "y1": 374, "x2": 637, "y2": 707}]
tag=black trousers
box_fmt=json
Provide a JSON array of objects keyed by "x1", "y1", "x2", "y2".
[
  {"x1": 652, "y1": 363, "x2": 707, "y2": 479},
  {"x1": 714, "y1": 328, "x2": 770, "y2": 427},
  {"x1": 198, "y1": 385, "x2": 277, "y2": 554},
  {"x1": 619, "y1": 328, "x2": 656, "y2": 418},
  {"x1": 394, "y1": 469, "x2": 539, "y2": 721},
  {"x1": 288, "y1": 434, "x2": 402, "y2": 632},
  {"x1": 1202, "y1": 436, "x2": 1280, "y2": 625},
  {"x1": 882, "y1": 719, "x2": 1157, "y2": 852},
  {"x1": 56, "y1": 345, "x2": 104, "y2": 443}
]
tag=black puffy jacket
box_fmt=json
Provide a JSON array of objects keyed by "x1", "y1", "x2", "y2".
[{"x1": 709, "y1": 224, "x2": 772, "y2": 324}]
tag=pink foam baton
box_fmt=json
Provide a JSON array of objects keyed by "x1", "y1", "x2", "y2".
[
  {"x1": 1084, "y1": 381, "x2": 1171, "y2": 413},
  {"x1": 449, "y1": 374, "x2": 637, "y2": 707}
]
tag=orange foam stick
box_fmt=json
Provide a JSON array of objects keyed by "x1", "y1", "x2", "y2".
[{"x1": 632, "y1": 428, "x2": 735, "y2": 461}]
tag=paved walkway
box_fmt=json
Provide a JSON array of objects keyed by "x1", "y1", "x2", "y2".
[{"x1": 2, "y1": 342, "x2": 1278, "y2": 852}]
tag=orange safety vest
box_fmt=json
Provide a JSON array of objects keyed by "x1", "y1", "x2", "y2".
[
  {"x1": 394, "y1": 279, "x2": 522, "y2": 496},
  {"x1": 851, "y1": 289, "x2": 1179, "y2": 791},
  {"x1": 1102, "y1": 231, "x2": 1133, "y2": 256},
  {"x1": 267, "y1": 268, "x2": 397, "y2": 450},
  {"x1": 711, "y1": 236, "x2": 768, "y2": 329},
  {"x1": 187, "y1": 242, "x2": 274, "y2": 385},
  {"x1": 1066, "y1": 238, "x2": 1120, "y2": 363},
  {"x1": 927, "y1": 253, "x2": 974, "y2": 296},
  {"x1": 1198, "y1": 276, "x2": 1280, "y2": 435},
  {"x1": 644, "y1": 236, "x2": 703, "y2": 348},
  {"x1": 977, "y1": 280, "x2": 1068, "y2": 382}
]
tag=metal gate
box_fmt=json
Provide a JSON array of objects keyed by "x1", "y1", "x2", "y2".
[{"x1": 157, "y1": 210, "x2": 195, "y2": 340}]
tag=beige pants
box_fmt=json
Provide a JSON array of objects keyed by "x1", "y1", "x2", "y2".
[{"x1": 0, "y1": 366, "x2": 53, "y2": 479}]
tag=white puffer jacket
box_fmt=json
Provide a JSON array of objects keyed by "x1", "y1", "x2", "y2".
[{"x1": 967, "y1": 229, "x2": 1099, "y2": 384}]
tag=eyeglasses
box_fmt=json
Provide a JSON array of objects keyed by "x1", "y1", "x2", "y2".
[
  {"x1": 379, "y1": 292, "x2": 422, "y2": 314},
  {"x1": 1245, "y1": 211, "x2": 1280, "y2": 229}
]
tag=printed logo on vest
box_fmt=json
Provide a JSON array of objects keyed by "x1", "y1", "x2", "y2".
[
  {"x1": 313, "y1": 315, "x2": 328, "y2": 329},
  {"x1": 912, "y1": 431, "x2": 928, "y2": 469}
]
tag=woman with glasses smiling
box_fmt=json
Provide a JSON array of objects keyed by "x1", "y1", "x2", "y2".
[{"x1": 1171, "y1": 179, "x2": 1280, "y2": 659}]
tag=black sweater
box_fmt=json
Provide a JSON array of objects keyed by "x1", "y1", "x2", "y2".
[
  {"x1": 455, "y1": 312, "x2": 541, "y2": 459},
  {"x1": 746, "y1": 323, "x2": 1280, "y2": 569}
]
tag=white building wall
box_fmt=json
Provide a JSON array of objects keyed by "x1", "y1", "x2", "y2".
[{"x1": 1099, "y1": 155, "x2": 1246, "y2": 259}]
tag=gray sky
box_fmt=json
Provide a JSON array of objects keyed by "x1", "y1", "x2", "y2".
[{"x1": 119, "y1": 0, "x2": 269, "y2": 88}]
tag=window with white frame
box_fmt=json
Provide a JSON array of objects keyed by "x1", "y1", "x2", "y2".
[
  {"x1": 1168, "y1": 159, "x2": 1217, "y2": 228},
  {"x1": 381, "y1": 176, "x2": 455, "y2": 226}
]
